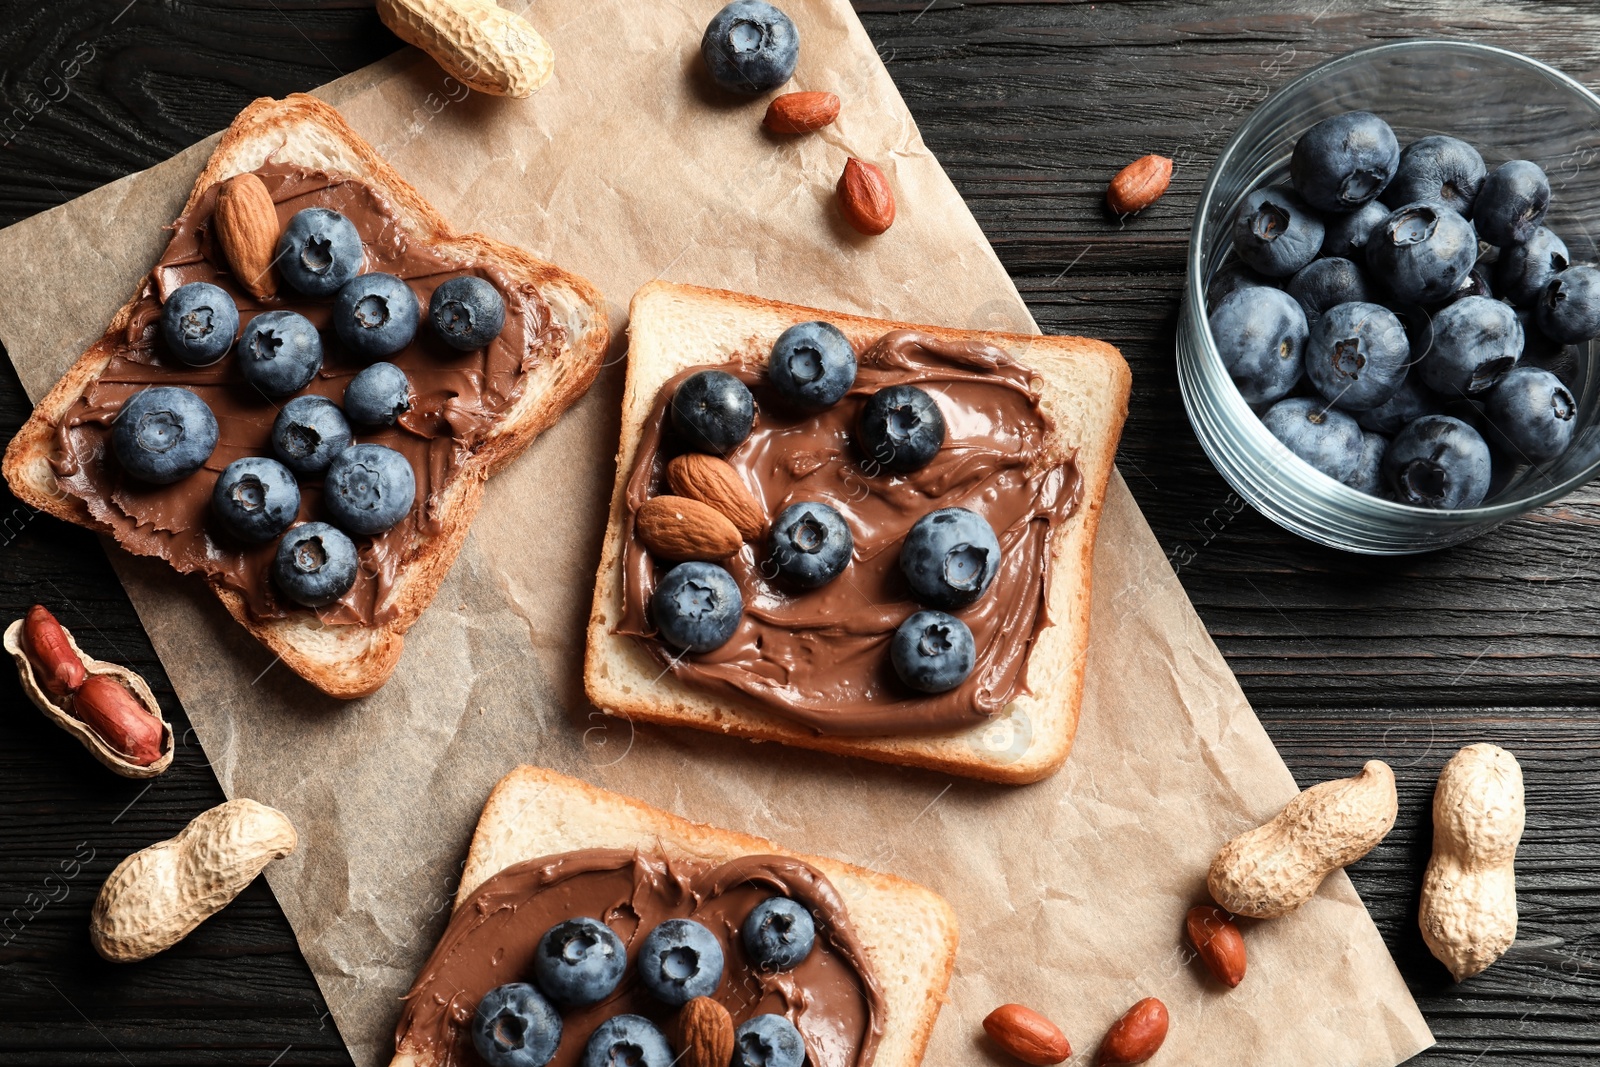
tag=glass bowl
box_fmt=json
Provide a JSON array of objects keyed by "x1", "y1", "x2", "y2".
[{"x1": 1178, "y1": 40, "x2": 1600, "y2": 554}]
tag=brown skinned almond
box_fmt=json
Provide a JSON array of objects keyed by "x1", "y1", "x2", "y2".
[
  {"x1": 667, "y1": 453, "x2": 765, "y2": 539},
  {"x1": 667, "y1": 996, "x2": 735, "y2": 1067},
  {"x1": 1097, "y1": 998, "x2": 1168, "y2": 1066},
  {"x1": 1106, "y1": 154, "x2": 1174, "y2": 215},
  {"x1": 983, "y1": 1003, "x2": 1072, "y2": 1065},
  {"x1": 838, "y1": 157, "x2": 895, "y2": 235},
  {"x1": 636, "y1": 496, "x2": 742, "y2": 561},
  {"x1": 213, "y1": 172, "x2": 280, "y2": 300},
  {"x1": 765, "y1": 91, "x2": 841, "y2": 134},
  {"x1": 1185, "y1": 905, "x2": 1247, "y2": 988}
]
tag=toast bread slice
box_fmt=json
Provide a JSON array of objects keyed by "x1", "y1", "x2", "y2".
[
  {"x1": 585, "y1": 283, "x2": 1128, "y2": 784},
  {"x1": 2, "y1": 94, "x2": 609, "y2": 698},
  {"x1": 387, "y1": 764, "x2": 958, "y2": 1067}
]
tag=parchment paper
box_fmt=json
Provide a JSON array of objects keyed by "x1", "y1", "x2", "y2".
[{"x1": 0, "y1": 3, "x2": 1434, "y2": 1065}]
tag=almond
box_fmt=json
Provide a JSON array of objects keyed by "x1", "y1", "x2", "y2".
[
  {"x1": 837, "y1": 158, "x2": 895, "y2": 235},
  {"x1": 668, "y1": 454, "x2": 765, "y2": 539},
  {"x1": 1185, "y1": 905, "x2": 1247, "y2": 988},
  {"x1": 214, "y1": 172, "x2": 280, "y2": 300},
  {"x1": 1106, "y1": 154, "x2": 1173, "y2": 215},
  {"x1": 983, "y1": 1003, "x2": 1072, "y2": 1065},
  {"x1": 666, "y1": 996, "x2": 734, "y2": 1067},
  {"x1": 765, "y1": 91, "x2": 841, "y2": 134},
  {"x1": 1097, "y1": 997, "x2": 1168, "y2": 1066},
  {"x1": 636, "y1": 496, "x2": 742, "y2": 561}
]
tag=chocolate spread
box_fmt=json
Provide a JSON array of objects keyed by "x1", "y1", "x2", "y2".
[
  {"x1": 47, "y1": 163, "x2": 564, "y2": 627},
  {"x1": 617, "y1": 330, "x2": 1080, "y2": 736},
  {"x1": 393, "y1": 848, "x2": 885, "y2": 1067}
]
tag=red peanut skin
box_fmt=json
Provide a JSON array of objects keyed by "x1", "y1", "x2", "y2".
[
  {"x1": 73, "y1": 675, "x2": 163, "y2": 765},
  {"x1": 25, "y1": 604, "x2": 86, "y2": 696},
  {"x1": 1186, "y1": 905, "x2": 1247, "y2": 987},
  {"x1": 763, "y1": 91, "x2": 841, "y2": 134},
  {"x1": 1098, "y1": 998, "x2": 1169, "y2": 1065},
  {"x1": 983, "y1": 1003, "x2": 1072, "y2": 1065}
]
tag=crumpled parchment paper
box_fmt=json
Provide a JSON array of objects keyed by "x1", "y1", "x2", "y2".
[{"x1": 0, "y1": 2, "x2": 1433, "y2": 1064}]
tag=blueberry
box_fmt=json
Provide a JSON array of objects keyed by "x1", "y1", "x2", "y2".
[
  {"x1": 1518, "y1": 308, "x2": 1580, "y2": 381},
  {"x1": 1321, "y1": 199, "x2": 1390, "y2": 260},
  {"x1": 1485, "y1": 366, "x2": 1577, "y2": 464},
  {"x1": 1474, "y1": 160, "x2": 1551, "y2": 246},
  {"x1": 857, "y1": 384, "x2": 946, "y2": 472},
  {"x1": 769, "y1": 501, "x2": 852, "y2": 588},
  {"x1": 238, "y1": 311, "x2": 323, "y2": 397},
  {"x1": 1205, "y1": 262, "x2": 1269, "y2": 312},
  {"x1": 1421, "y1": 296, "x2": 1522, "y2": 396},
  {"x1": 651, "y1": 561, "x2": 743, "y2": 652},
  {"x1": 333, "y1": 272, "x2": 420, "y2": 359},
  {"x1": 1287, "y1": 257, "x2": 1372, "y2": 322},
  {"x1": 1439, "y1": 266, "x2": 1494, "y2": 307},
  {"x1": 160, "y1": 282, "x2": 238, "y2": 366},
  {"x1": 1395, "y1": 301, "x2": 1439, "y2": 362},
  {"x1": 1260, "y1": 397, "x2": 1364, "y2": 481},
  {"x1": 277, "y1": 207, "x2": 363, "y2": 296},
  {"x1": 1305, "y1": 301, "x2": 1409, "y2": 411},
  {"x1": 636, "y1": 919, "x2": 724, "y2": 1007},
  {"x1": 324, "y1": 443, "x2": 416, "y2": 536},
  {"x1": 768, "y1": 321, "x2": 857, "y2": 410},
  {"x1": 742, "y1": 897, "x2": 815, "y2": 972},
  {"x1": 212, "y1": 457, "x2": 300, "y2": 544},
  {"x1": 731, "y1": 1015, "x2": 805, "y2": 1067},
  {"x1": 533, "y1": 918, "x2": 625, "y2": 1008},
  {"x1": 1290, "y1": 111, "x2": 1399, "y2": 212},
  {"x1": 1383, "y1": 414, "x2": 1492, "y2": 509},
  {"x1": 579, "y1": 1016, "x2": 673, "y2": 1067},
  {"x1": 470, "y1": 983, "x2": 561, "y2": 1067},
  {"x1": 1344, "y1": 432, "x2": 1387, "y2": 495},
  {"x1": 111, "y1": 386, "x2": 219, "y2": 484},
  {"x1": 672, "y1": 370, "x2": 755, "y2": 454},
  {"x1": 1356, "y1": 375, "x2": 1440, "y2": 435},
  {"x1": 1366, "y1": 202, "x2": 1477, "y2": 305},
  {"x1": 701, "y1": 1, "x2": 799, "y2": 95},
  {"x1": 1231, "y1": 187, "x2": 1325, "y2": 278},
  {"x1": 899, "y1": 507, "x2": 1000, "y2": 609},
  {"x1": 891, "y1": 610, "x2": 975, "y2": 694},
  {"x1": 1208, "y1": 286, "x2": 1306, "y2": 405},
  {"x1": 429, "y1": 275, "x2": 506, "y2": 351},
  {"x1": 273, "y1": 522, "x2": 359, "y2": 608},
  {"x1": 1535, "y1": 264, "x2": 1600, "y2": 344},
  {"x1": 1495, "y1": 227, "x2": 1568, "y2": 307},
  {"x1": 1383, "y1": 136, "x2": 1486, "y2": 216},
  {"x1": 271, "y1": 395, "x2": 352, "y2": 476},
  {"x1": 343, "y1": 362, "x2": 412, "y2": 427}
]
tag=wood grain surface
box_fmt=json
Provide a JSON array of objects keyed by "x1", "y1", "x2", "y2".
[{"x1": 1, "y1": 1, "x2": 1596, "y2": 1064}]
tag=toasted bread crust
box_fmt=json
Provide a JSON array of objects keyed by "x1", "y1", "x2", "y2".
[
  {"x1": 2, "y1": 95, "x2": 609, "y2": 699},
  {"x1": 584, "y1": 282, "x2": 1129, "y2": 783},
  {"x1": 421, "y1": 764, "x2": 959, "y2": 1067}
]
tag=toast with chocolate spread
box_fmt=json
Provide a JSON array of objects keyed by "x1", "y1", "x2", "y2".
[
  {"x1": 2, "y1": 94, "x2": 608, "y2": 698},
  {"x1": 584, "y1": 282, "x2": 1128, "y2": 784},
  {"x1": 390, "y1": 764, "x2": 957, "y2": 1067}
]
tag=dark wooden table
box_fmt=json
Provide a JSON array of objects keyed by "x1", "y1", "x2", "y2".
[{"x1": 1, "y1": 1, "x2": 1596, "y2": 1063}]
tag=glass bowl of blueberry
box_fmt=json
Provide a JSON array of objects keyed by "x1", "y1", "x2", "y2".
[{"x1": 1179, "y1": 40, "x2": 1600, "y2": 553}]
